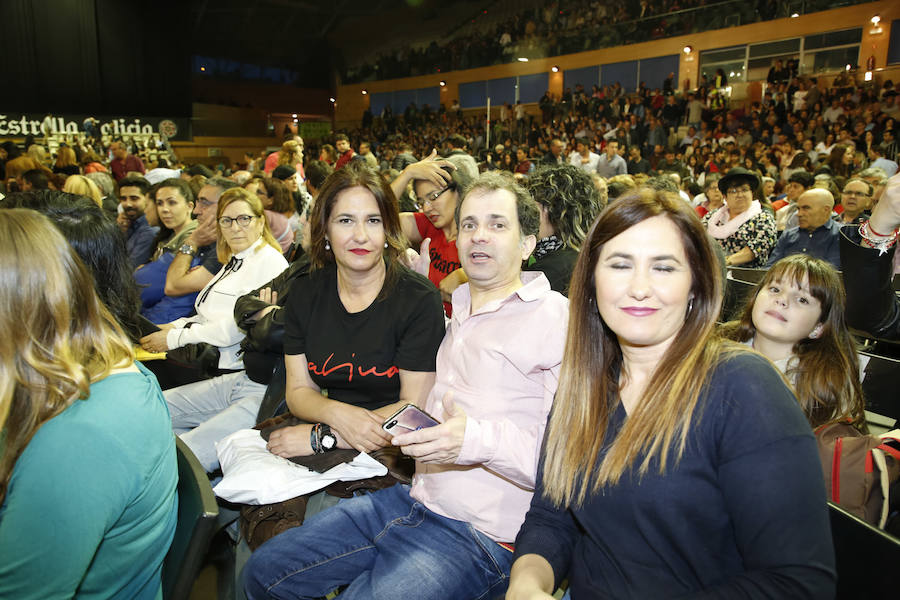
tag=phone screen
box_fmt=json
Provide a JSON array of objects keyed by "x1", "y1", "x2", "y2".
[{"x1": 383, "y1": 404, "x2": 440, "y2": 433}]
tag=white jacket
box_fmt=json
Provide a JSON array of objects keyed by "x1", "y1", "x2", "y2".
[{"x1": 166, "y1": 239, "x2": 288, "y2": 369}]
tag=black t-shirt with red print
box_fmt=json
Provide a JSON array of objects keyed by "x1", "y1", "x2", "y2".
[{"x1": 284, "y1": 262, "x2": 445, "y2": 411}]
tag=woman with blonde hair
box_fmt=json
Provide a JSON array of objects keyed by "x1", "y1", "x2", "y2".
[
  {"x1": 52, "y1": 146, "x2": 80, "y2": 176},
  {"x1": 139, "y1": 187, "x2": 288, "y2": 389},
  {"x1": 507, "y1": 190, "x2": 834, "y2": 599},
  {"x1": 62, "y1": 174, "x2": 104, "y2": 208},
  {"x1": 0, "y1": 209, "x2": 177, "y2": 598}
]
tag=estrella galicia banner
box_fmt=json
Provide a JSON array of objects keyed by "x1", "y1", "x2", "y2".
[{"x1": 0, "y1": 113, "x2": 191, "y2": 141}]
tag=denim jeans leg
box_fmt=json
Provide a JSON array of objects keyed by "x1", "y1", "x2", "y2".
[
  {"x1": 244, "y1": 486, "x2": 404, "y2": 600},
  {"x1": 243, "y1": 484, "x2": 514, "y2": 600},
  {"x1": 165, "y1": 371, "x2": 266, "y2": 471}
]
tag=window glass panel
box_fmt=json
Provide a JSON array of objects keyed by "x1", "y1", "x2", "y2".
[
  {"x1": 804, "y1": 29, "x2": 862, "y2": 51},
  {"x1": 748, "y1": 39, "x2": 801, "y2": 58},
  {"x1": 701, "y1": 46, "x2": 746, "y2": 63}
]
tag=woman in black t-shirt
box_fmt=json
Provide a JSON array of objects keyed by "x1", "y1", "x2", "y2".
[{"x1": 267, "y1": 162, "x2": 445, "y2": 458}]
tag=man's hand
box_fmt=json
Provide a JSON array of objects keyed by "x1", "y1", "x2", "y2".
[
  {"x1": 187, "y1": 210, "x2": 218, "y2": 248},
  {"x1": 140, "y1": 330, "x2": 170, "y2": 354},
  {"x1": 869, "y1": 172, "x2": 900, "y2": 235},
  {"x1": 116, "y1": 212, "x2": 131, "y2": 234},
  {"x1": 392, "y1": 393, "x2": 467, "y2": 464},
  {"x1": 402, "y1": 238, "x2": 432, "y2": 277}
]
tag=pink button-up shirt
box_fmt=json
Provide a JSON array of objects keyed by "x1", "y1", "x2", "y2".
[{"x1": 409, "y1": 272, "x2": 568, "y2": 542}]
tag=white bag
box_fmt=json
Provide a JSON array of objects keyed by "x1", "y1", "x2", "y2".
[{"x1": 213, "y1": 428, "x2": 387, "y2": 504}]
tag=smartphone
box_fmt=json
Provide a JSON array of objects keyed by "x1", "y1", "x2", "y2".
[{"x1": 382, "y1": 404, "x2": 440, "y2": 434}]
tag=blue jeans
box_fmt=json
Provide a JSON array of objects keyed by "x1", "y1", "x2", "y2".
[{"x1": 243, "y1": 484, "x2": 514, "y2": 600}]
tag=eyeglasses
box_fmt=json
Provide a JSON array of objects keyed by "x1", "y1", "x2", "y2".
[
  {"x1": 842, "y1": 190, "x2": 870, "y2": 198},
  {"x1": 219, "y1": 215, "x2": 256, "y2": 228},
  {"x1": 422, "y1": 187, "x2": 451, "y2": 204},
  {"x1": 726, "y1": 186, "x2": 753, "y2": 195}
]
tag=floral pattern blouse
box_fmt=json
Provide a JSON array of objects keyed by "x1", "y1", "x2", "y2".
[{"x1": 702, "y1": 211, "x2": 777, "y2": 268}]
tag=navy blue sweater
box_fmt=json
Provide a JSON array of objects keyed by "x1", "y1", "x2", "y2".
[{"x1": 514, "y1": 352, "x2": 836, "y2": 599}]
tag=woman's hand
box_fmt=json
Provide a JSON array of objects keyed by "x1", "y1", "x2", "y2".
[
  {"x1": 266, "y1": 424, "x2": 313, "y2": 458},
  {"x1": 140, "y1": 330, "x2": 170, "y2": 353},
  {"x1": 328, "y1": 403, "x2": 393, "y2": 454},
  {"x1": 249, "y1": 287, "x2": 279, "y2": 322},
  {"x1": 438, "y1": 268, "x2": 467, "y2": 304},
  {"x1": 402, "y1": 238, "x2": 432, "y2": 277}
]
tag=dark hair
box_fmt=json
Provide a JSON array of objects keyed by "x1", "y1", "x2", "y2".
[
  {"x1": 22, "y1": 169, "x2": 49, "y2": 190},
  {"x1": 334, "y1": 133, "x2": 349, "y2": 143},
  {"x1": 117, "y1": 175, "x2": 151, "y2": 196},
  {"x1": 788, "y1": 171, "x2": 816, "y2": 188},
  {"x1": 305, "y1": 160, "x2": 334, "y2": 191},
  {"x1": 185, "y1": 164, "x2": 214, "y2": 178},
  {"x1": 308, "y1": 161, "x2": 407, "y2": 297},
  {"x1": 447, "y1": 134, "x2": 467, "y2": 149},
  {"x1": 261, "y1": 177, "x2": 293, "y2": 213},
  {"x1": 5, "y1": 192, "x2": 143, "y2": 342},
  {"x1": 156, "y1": 178, "x2": 195, "y2": 205},
  {"x1": 455, "y1": 171, "x2": 540, "y2": 238},
  {"x1": 645, "y1": 176, "x2": 679, "y2": 194},
  {"x1": 526, "y1": 164, "x2": 601, "y2": 251}
]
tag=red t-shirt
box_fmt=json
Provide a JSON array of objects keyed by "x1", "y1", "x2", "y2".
[
  {"x1": 771, "y1": 199, "x2": 788, "y2": 211},
  {"x1": 414, "y1": 212, "x2": 461, "y2": 315}
]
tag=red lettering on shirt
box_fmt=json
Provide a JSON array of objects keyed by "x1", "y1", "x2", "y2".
[{"x1": 308, "y1": 353, "x2": 399, "y2": 382}]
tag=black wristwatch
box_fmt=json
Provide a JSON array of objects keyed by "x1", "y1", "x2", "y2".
[{"x1": 319, "y1": 424, "x2": 337, "y2": 452}]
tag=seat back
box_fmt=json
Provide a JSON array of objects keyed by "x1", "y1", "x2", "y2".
[
  {"x1": 721, "y1": 276, "x2": 756, "y2": 322},
  {"x1": 828, "y1": 502, "x2": 900, "y2": 596},
  {"x1": 162, "y1": 437, "x2": 219, "y2": 600},
  {"x1": 860, "y1": 352, "x2": 900, "y2": 423}
]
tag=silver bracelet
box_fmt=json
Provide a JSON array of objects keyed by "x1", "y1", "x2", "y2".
[{"x1": 859, "y1": 221, "x2": 899, "y2": 256}]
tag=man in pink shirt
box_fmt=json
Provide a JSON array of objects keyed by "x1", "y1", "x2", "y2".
[{"x1": 245, "y1": 173, "x2": 569, "y2": 600}]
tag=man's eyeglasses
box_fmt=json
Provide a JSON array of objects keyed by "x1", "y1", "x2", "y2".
[
  {"x1": 422, "y1": 187, "x2": 451, "y2": 204},
  {"x1": 842, "y1": 190, "x2": 870, "y2": 198},
  {"x1": 219, "y1": 215, "x2": 256, "y2": 228}
]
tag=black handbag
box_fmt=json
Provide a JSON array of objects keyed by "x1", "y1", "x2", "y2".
[{"x1": 165, "y1": 342, "x2": 221, "y2": 378}]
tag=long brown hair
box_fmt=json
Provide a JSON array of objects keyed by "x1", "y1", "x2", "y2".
[
  {"x1": 722, "y1": 255, "x2": 865, "y2": 430},
  {"x1": 541, "y1": 189, "x2": 738, "y2": 507},
  {"x1": 0, "y1": 209, "x2": 134, "y2": 503},
  {"x1": 307, "y1": 161, "x2": 408, "y2": 297}
]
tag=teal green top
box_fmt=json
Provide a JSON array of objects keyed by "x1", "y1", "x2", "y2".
[{"x1": 0, "y1": 362, "x2": 177, "y2": 599}]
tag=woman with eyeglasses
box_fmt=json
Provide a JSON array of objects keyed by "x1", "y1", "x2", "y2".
[
  {"x1": 140, "y1": 188, "x2": 288, "y2": 389},
  {"x1": 701, "y1": 167, "x2": 777, "y2": 267},
  {"x1": 390, "y1": 151, "x2": 476, "y2": 315}
]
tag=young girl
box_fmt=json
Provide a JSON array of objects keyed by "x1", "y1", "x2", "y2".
[{"x1": 722, "y1": 254, "x2": 866, "y2": 430}]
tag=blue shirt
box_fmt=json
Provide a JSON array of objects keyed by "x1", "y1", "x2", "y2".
[
  {"x1": 596, "y1": 153, "x2": 627, "y2": 179},
  {"x1": 514, "y1": 353, "x2": 835, "y2": 598},
  {"x1": 126, "y1": 214, "x2": 159, "y2": 268},
  {"x1": 767, "y1": 218, "x2": 841, "y2": 268}
]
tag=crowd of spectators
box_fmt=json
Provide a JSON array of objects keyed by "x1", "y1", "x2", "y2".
[
  {"x1": 2, "y1": 55, "x2": 900, "y2": 597},
  {"x1": 341, "y1": 0, "x2": 856, "y2": 83}
]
